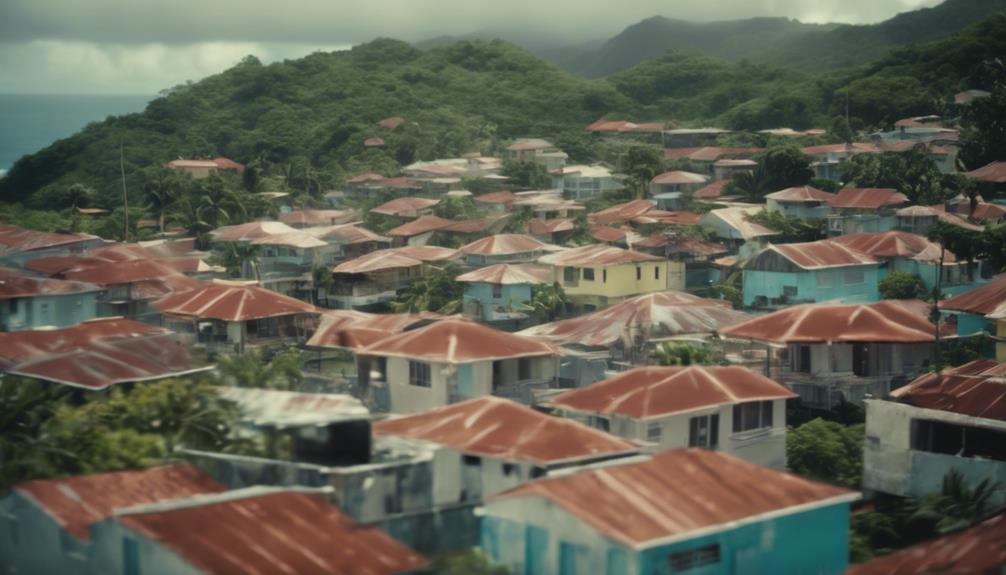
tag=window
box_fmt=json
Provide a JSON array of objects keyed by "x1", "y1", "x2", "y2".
[
  {"x1": 582, "y1": 268, "x2": 595, "y2": 281},
  {"x1": 492, "y1": 284, "x2": 503, "y2": 299},
  {"x1": 123, "y1": 537, "x2": 140, "y2": 575},
  {"x1": 654, "y1": 266, "x2": 660, "y2": 280},
  {"x1": 669, "y1": 544, "x2": 721, "y2": 572},
  {"x1": 844, "y1": 269, "x2": 865, "y2": 284},
  {"x1": 732, "y1": 401, "x2": 773, "y2": 433},
  {"x1": 602, "y1": 269, "x2": 607, "y2": 283},
  {"x1": 518, "y1": 357, "x2": 532, "y2": 380},
  {"x1": 408, "y1": 361, "x2": 431, "y2": 387},
  {"x1": 563, "y1": 267, "x2": 577, "y2": 284},
  {"x1": 688, "y1": 414, "x2": 720, "y2": 448},
  {"x1": 646, "y1": 423, "x2": 662, "y2": 442},
  {"x1": 502, "y1": 462, "x2": 518, "y2": 477},
  {"x1": 589, "y1": 415, "x2": 610, "y2": 432},
  {"x1": 782, "y1": 285, "x2": 798, "y2": 298},
  {"x1": 8, "y1": 299, "x2": 17, "y2": 313},
  {"x1": 636, "y1": 266, "x2": 642, "y2": 280},
  {"x1": 911, "y1": 419, "x2": 1006, "y2": 462}
]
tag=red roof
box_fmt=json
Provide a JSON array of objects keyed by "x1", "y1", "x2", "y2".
[
  {"x1": 831, "y1": 231, "x2": 951, "y2": 263},
  {"x1": 332, "y1": 246, "x2": 458, "y2": 274},
  {"x1": 758, "y1": 241, "x2": 880, "y2": 270},
  {"x1": 662, "y1": 147, "x2": 703, "y2": 160},
  {"x1": 348, "y1": 172, "x2": 387, "y2": 184},
  {"x1": 373, "y1": 396, "x2": 639, "y2": 465},
  {"x1": 529, "y1": 218, "x2": 574, "y2": 235},
  {"x1": 371, "y1": 197, "x2": 440, "y2": 217},
  {"x1": 966, "y1": 161, "x2": 1006, "y2": 183},
  {"x1": 719, "y1": 300, "x2": 939, "y2": 344},
  {"x1": 0, "y1": 224, "x2": 99, "y2": 255},
  {"x1": 15, "y1": 464, "x2": 224, "y2": 540},
  {"x1": 550, "y1": 366, "x2": 795, "y2": 419},
  {"x1": 306, "y1": 310, "x2": 447, "y2": 350},
  {"x1": 363, "y1": 319, "x2": 556, "y2": 363},
  {"x1": 459, "y1": 234, "x2": 548, "y2": 256},
  {"x1": 0, "y1": 267, "x2": 99, "y2": 299},
  {"x1": 800, "y1": 142, "x2": 879, "y2": 156},
  {"x1": 520, "y1": 291, "x2": 750, "y2": 347},
  {"x1": 379, "y1": 116, "x2": 406, "y2": 129},
  {"x1": 386, "y1": 215, "x2": 452, "y2": 237},
  {"x1": 312, "y1": 224, "x2": 389, "y2": 244},
  {"x1": 441, "y1": 216, "x2": 508, "y2": 234},
  {"x1": 972, "y1": 202, "x2": 1006, "y2": 221},
  {"x1": 155, "y1": 282, "x2": 317, "y2": 322},
  {"x1": 475, "y1": 190, "x2": 517, "y2": 205},
  {"x1": 278, "y1": 209, "x2": 357, "y2": 227},
  {"x1": 211, "y1": 157, "x2": 244, "y2": 173},
  {"x1": 210, "y1": 221, "x2": 298, "y2": 242},
  {"x1": 117, "y1": 490, "x2": 427, "y2": 575},
  {"x1": 589, "y1": 225, "x2": 629, "y2": 243},
  {"x1": 692, "y1": 179, "x2": 731, "y2": 199},
  {"x1": 491, "y1": 449, "x2": 856, "y2": 548},
  {"x1": 588, "y1": 120, "x2": 667, "y2": 133},
  {"x1": 848, "y1": 512, "x2": 1006, "y2": 575},
  {"x1": 662, "y1": 147, "x2": 763, "y2": 162},
  {"x1": 829, "y1": 188, "x2": 908, "y2": 210},
  {"x1": 62, "y1": 259, "x2": 185, "y2": 286},
  {"x1": 890, "y1": 360, "x2": 1006, "y2": 421},
  {"x1": 650, "y1": 171, "x2": 708, "y2": 185},
  {"x1": 0, "y1": 317, "x2": 169, "y2": 367},
  {"x1": 764, "y1": 186, "x2": 836, "y2": 203},
  {"x1": 538, "y1": 244, "x2": 663, "y2": 267},
  {"x1": 896, "y1": 206, "x2": 985, "y2": 231},
  {"x1": 941, "y1": 275, "x2": 1006, "y2": 316},
  {"x1": 363, "y1": 137, "x2": 386, "y2": 147},
  {"x1": 456, "y1": 263, "x2": 552, "y2": 285},
  {"x1": 590, "y1": 200, "x2": 656, "y2": 225}
]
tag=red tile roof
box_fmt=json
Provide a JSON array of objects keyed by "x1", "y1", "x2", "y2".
[
  {"x1": 386, "y1": 215, "x2": 453, "y2": 237},
  {"x1": 210, "y1": 221, "x2": 299, "y2": 242},
  {"x1": 155, "y1": 281, "x2": 317, "y2": 322},
  {"x1": 491, "y1": 449, "x2": 856, "y2": 548},
  {"x1": 373, "y1": 397, "x2": 639, "y2": 465},
  {"x1": 332, "y1": 246, "x2": 458, "y2": 274},
  {"x1": 0, "y1": 267, "x2": 100, "y2": 299},
  {"x1": 941, "y1": 275, "x2": 1006, "y2": 316},
  {"x1": 15, "y1": 464, "x2": 224, "y2": 540},
  {"x1": 474, "y1": 190, "x2": 517, "y2": 205},
  {"x1": 0, "y1": 317, "x2": 169, "y2": 367},
  {"x1": 538, "y1": 244, "x2": 663, "y2": 267},
  {"x1": 890, "y1": 360, "x2": 1006, "y2": 421},
  {"x1": 651, "y1": 171, "x2": 709, "y2": 185},
  {"x1": 757, "y1": 241, "x2": 879, "y2": 270},
  {"x1": 719, "y1": 300, "x2": 939, "y2": 344},
  {"x1": 459, "y1": 234, "x2": 548, "y2": 256},
  {"x1": 764, "y1": 186, "x2": 836, "y2": 203},
  {"x1": 966, "y1": 161, "x2": 1006, "y2": 183},
  {"x1": 456, "y1": 263, "x2": 552, "y2": 285},
  {"x1": 848, "y1": 512, "x2": 1006, "y2": 575},
  {"x1": 363, "y1": 319, "x2": 556, "y2": 363},
  {"x1": 692, "y1": 179, "x2": 731, "y2": 199},
  {"x1": 520, "y1": 291, "x2": 750, "y2": 347},
  {"x1": 278, "y1": 209, "x2": 357, "y2": 227},
  {"x1": 306, "y1": 310, "x2": 447, "y2": 350},
  {"x1": 379, "y1": 116, "x2": 406, "y2": 129},
  {"x1": 550, "y1": 366, "x2": 795, "y2": 419},
  {"x1": 590, "y1": 200, "x2": 656, "y2": 225},
  {"x1": 117, "y1": 490, "x2": 427, "y2": 575},
  {"x1": 829, "y1": 188, "x2": 908, "y2": 210},
  {"x1": 831, "y1": 231, "x2": 952, "y2": 263},
  {"x1": 371, "y1": 197, "x2": 440, "y2": 216},
  {"x1": 0, "y1": 224, "x2": 99, "y2": 255},
  {"x1": 529, "y1": 218, "x2": 574, "y2": 235}
]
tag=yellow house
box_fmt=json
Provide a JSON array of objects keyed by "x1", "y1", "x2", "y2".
[{"x1": 539, "y1": 244, "x2": 669, "y2": 312}]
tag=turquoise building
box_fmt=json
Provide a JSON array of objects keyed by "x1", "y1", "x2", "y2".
[
  {"x1": 457, "y1": 264, "x2": 551, "y2": 330},
  {"x1": 481, "y1": 449, "x2": 858, "y2": 575},
  {"x1": 0, "y1": 270, "x2": 100, "y2": 331},
  {"x1": 742, "y1": 241, "x2": 883, "y2": 309}
]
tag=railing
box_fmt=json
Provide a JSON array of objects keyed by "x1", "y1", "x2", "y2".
[
  {"x1": 771, "y1": 368, "x2": 912, "y2": 408},
  {"x1": 492, "y1": 377, "x2": 555, "y2": 405}
]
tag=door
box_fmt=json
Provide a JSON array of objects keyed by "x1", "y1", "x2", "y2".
[
  {"x1": 525, "y1": 525, "x2": 549, "y2": 575},
  {"x1": 853, "y1": 343, "x2": 871, "y2": 376}
]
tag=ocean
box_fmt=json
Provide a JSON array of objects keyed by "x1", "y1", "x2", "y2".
[{"x1": 0, "y1": 94, "x2": 151, "y2": 176}]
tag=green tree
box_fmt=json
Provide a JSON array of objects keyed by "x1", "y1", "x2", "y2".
[
  {"x1": 757, "y1": 145, "x2": 814, "y2": 191},
  {"x1": 621, "y1": 146, "x2": 665, "y2": 200},
  {"x1": 958, "y1": 59, "x2": 1006, "y2": 170},
  {"x1": 66, "y1": 183, "x2": 95, "y2": 211},
  {"x1": 505, "y1": 206, "x2": 533, "y2": 234},
  {"x1": 216, "y1": 349, "x2": 305, "y2": 391},
  {"x1": 749, "y1": 210, "x2": 826, "y2": 243},
  {"x1": 434, "y1": 196, "x2": 479, "y2": 220},
  {"x1": 726, "y1": 165, "x2": 771, "y2": 202},
  {"x1": 142, "y1": 166, "x2": 184, "y2": 233},
  {"x1": 840, "y1": 150, "x2": 946, "y2": 205},
  {"x1": 197, "y1": 176, "x2": 245, "y2": 229},
  {"x1": 217, "y1": 242, "x2": 261, "y2": 280},
  {"x1": 786, "y1": 418, "x2": 864, "y2": 489},
  {"x1": 654, "y1": 343, "x2": 715, "y2": 366},
  {"x1": 392, "y1": 262, "x2": 465, "y2": 313},
  {"x1": 530, "y1": 282, "x2": 569, "y2": 322},
  {"x1": 0, "y1": 377, "x2": 72, "y2": 490},
  {"x1": 501, "y1": 160, "x2": 551, "y2": 189},
  {"x1": 878, "y1": 271, "x2": 927, "y2": 300},
  {"x1": 927, "y1": 221, "x2": 982, "y2": 282},
  {"x1": 312, "y1": 265, "x2": 334, "y2": 306},
  {"x1": 910, "y1": 470, "x2": 1002, "y2": 534},
  {"x1": 429, "y1": 549, "x2": 510, "y2": 575}
]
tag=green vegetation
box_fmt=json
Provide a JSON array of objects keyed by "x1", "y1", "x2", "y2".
[
  {"x1": 391, "y1": 262, "x2": 465, "y2": 313},
  {"x1": 530, "y1": 282, "x2": 569, "y2": 322},
  {"x1": 878, "y1": 272, "x2": 928, "y2": 300},
  {"x1": 839, "y1": 149, "x2": 949, "y2": 206},
  {"x1": 749, "y1": 211, "x2": 826, "y2": 243},
  {"x1": 786, "y1": 417, "x2": 864, "y2": 489},
  {"x1": 654, "y1": 343, "x2": 716, "y2": 366}
]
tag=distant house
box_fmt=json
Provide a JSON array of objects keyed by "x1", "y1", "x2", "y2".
[
  {"x1": 663, "y1": 127, "x2": 732, "y2": 147},
  {"x1": 895, "y1": 205, "x2": 984, "y2": 236},
  {"x1": 305, "y1": 224, "x2": 392, "y2": 261},
  {"x1": 209, "y1": 220, "x2": 299, "y2": 245},
  {"x1": 504, "y1": 139, "x2": 567, "y2": 170},
  {"x1": 357, "y1": 319, "x2": 559, "y2": 411},
  {"x1": 720, "y1": 300, "x2": 938, "y2": 409},
  {"x1": 827, "y1": 188, "x2": 909, "y2": 236},
  {"x1": 386, "y1": 215, "x2": 454, "y2": 247},
  {"x1": 371, "y1": 197, "x2": 441, "y2": 220},
  {"x1": 482, "y1": 449, "x2": 858, "y2": 575},
  {"x1": 588, "y1": 199, "x2": 658, "y2": 227},
  {"x1": 528, "y1": 218, "x2": 575, "y2": 245},
  {"x1": 663, "y1": 146, "x2": 763, "y2": 175},
  {"x1": 537, "y1": 244, "x2": 669, "y2": 313},
  {"x1": 633, "y1": 236, "x2": 728, "y2": 289},
  {"x1": 249, "y1": 231, "x2": 333, "y2": 296},
  {"x1": 862, "y1": 360, "x2": 1006, "y2": 507},
  {"x1": 965, "y1": 161, "x2": 1006, "y2": 184},
  {"x1": 551, "y1": 164, "x2": 625, "y2": 201},
  {"x1": 474, "y1": 190, "x2": 517, "y2": 213},
  {"x1": 166, "y1": 156, "x2": 244, "y2": 179},
  {"x1": 343, "y1": 173, "x2": 422, "y2": 202},
  {"x1": 712, "y1": 158, "x2": 756, "y2": 181},
  {"x1": 0, "y1": 224, "x2": 103, "y2": 267},
  {"x1": 330, "y1": 246, "x2": 459, "y2": 309},
  {"x1": 799, "y1": 143, "x2": 879, "y2": 180},
  {"x1": 764, "y1": 186, "x2": 836, "y2": 220},
  {"x1": 0, "y1": 465, "x2": 224, "y2": 575},
  {"x1": 940, "y1": 275, "x2": 1006, "y2": 356},
  {"x1": 548, "y1": 366, "x2": 796, "y2": 468},
  {"x1": 278, "y1": 209, "x2": 359, "y2": 228},
  {"x1": 955, "y1": 89, "x2": 992, "y2": 106},
  {"x1": 59, "y1": 258, "x2": 201, "y2": 322},
  {"x1": 156, "y1": 280, "x2": 319, "y2": 354},
  {"x1": 700, "y1": 206, "x2": 779, "y2": 260},
  {"x1": 457, "y1": 263, "x2": 552, "y2": 329},
  {"x1": 0, "y1": 267, "x2": 100, "y2": 330},
  {"x1": 691, "y1": 179, "x2": 733, "y2": 203},
  {"x1": 459, "y1": 234, "x2": 552, "y2": 267},
  {"x1": 742, "y1": 240, "x2": 883, "y2": 309},
  {"x1": 648, "y1": 171, "x2": 709, "y2": 201}
]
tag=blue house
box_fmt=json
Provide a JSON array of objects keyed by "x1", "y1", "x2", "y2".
[
  {"x1": 941, "y1": 275, "x2": 1006, "y2": 338},
  {"x1": 0, "y1": 267, "x2": 100, "y2": 330},
  {"x1": 457, "y1": 263, "x2": 552, "y2": 330},
  {"x1": 764, "y1": 186, "x2": 836, "y2": 220},
  {"x1": 742, "y1": 240, "x2": 882, "y2": 309},
  {"x1": 481, "y1": 448, "x2": 858, "y2": 575}
]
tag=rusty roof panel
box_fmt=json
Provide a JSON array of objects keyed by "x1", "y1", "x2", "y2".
[
  {"x1": 155, "y1": 282, "x2": 317, "y2": 322},
  {"x1": 891, "y1": 360, "x2": 1006, "y2": 421},
  {"x1": 941, "y1": 275, "x2": 1006, "y2": 316},
  {"x1": 0, "y1": 317, "x2": 169, "y2": 366},
  {"x1": 363, "y1": 319, "x2": 556, "y2": 363},
  {"x1": 370, "y1": 197, "x2": 440, "y2": 216},
  {"x1": 651, "y1": 171, "x2": 709, "y2": 185},
  {"x1": 456, "y1": 263, "x2": 552, "y2": 285},
  {"x1": 764, "y1": 186, "x2": 836, "y2": 202},
  {"x1": 373, "y1": 396, "x2": 640, "y2": 464},
  {"x1": 16, "y1": 464, "x2": 224, "y2": 540},
  {"x1": 0, "y1": 267, "x2": 100, "y2": 299},
  {"x1": 332, "y1": 246, "x2": 459, "y2": 274},
  {"x1": 491, "y1": 449, "x2": 855, "y2": 547},
  {"x1": 966, "y1": 161, "x2": 1006, "y2": 183},
  {"x1": 386, "y1": 215, "x2": 453, "y2": 237},
  {"x1": 0, "y1": 224, "x2": 99, "y2": 255},
  {"x1": 279, "y1": 209, "x2": 358, "y2": 227},
  {"x1": 762, "y1": 241, "x2": 879, "y2": 270},
  {"x1": 306, "y1": 310, "x2": 448, "y2": 349},
  {"x1": 829, "y1": 188, "x2": 908, "y2": 209},
  {"x1": 550, "y1": 366, "x2": 795, "y2": 419},
  {"x1": 460, "y1": 234, "x2": 548, "y2": 256},
  {"x1": 538, "y1": 243, "x2": 663, "y2": 267},
  {"x1": 210, "y1": 221, "x2": 299, "y2": 242},
  {"x1": 831, "y1": 231, "x2": 952, "y2": 263}
]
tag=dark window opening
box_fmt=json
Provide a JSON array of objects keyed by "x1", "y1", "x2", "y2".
[
  {"x1": 733, "y1": 401, "x2": 773, "y2": 433},
  {"x1": 911, "y1": 419, "x2": 1006, "y2": 461},
  {"x1": 670, "y1": 544, "x2": 720, "y2": 572},
  {"x1": 583, "y1": 268, "x2": 595, "y2": 281},
  {"x1": 408, "y1": 361, "x2": 431, "y2": 387},
  {"x1": 689, "y1": 414, "x2": 720, "y2": 449},
  {"x1": 636, "y1": 267, "x2": 642, "y2": 280}
]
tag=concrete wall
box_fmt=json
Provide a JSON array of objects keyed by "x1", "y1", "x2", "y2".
[
  {"x1": 89, "y1": 519, "x2": 200, "y2": 575},
  {"x1": 0, "y1": 292, "x2": 99, "y2": 331},
  {"x1": 555, "y1": 261, "x2": 669, "y2": 300},
  {"x1": 766, "y1": 200, "x2": 831, "y2": 220},
  {"x1": 742, "y1": 266, "x2": 881, "y2": 307},
  {"x1": 0, "y1": 491, "x2": 90, "y2": 575}
]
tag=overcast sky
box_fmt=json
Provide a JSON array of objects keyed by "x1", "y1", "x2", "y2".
[{"x1": 0, "y1": 0, "x2": 939, "y2": 95}]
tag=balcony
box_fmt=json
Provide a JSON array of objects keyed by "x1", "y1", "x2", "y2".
[
  {"x1": 490, "y1": 377, "x2": 555, "y2": 405},
  {"x1": 771, "y1": 368, "x2": 913, "y2": 409}
]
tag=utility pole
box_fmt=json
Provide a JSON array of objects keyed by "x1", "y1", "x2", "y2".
[{"x1": 120, "y1": 141, "x2": 129, "y2": 241}]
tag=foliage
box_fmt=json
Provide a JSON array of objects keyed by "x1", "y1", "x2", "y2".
[
  {"x1": 926, "y1": 221, "x2": 982, "y2": 282},
  {"x1": 530, "y1": 282, "x2": 568, "y2": 322},
  {"x1": 654, "y1": 343, "x2": 715, "y2": 366},
  {"x1": 215, "y1": 348, "x2": 305, "y2": 391},
  {"x1": 500, "y1": 160, "x2": 551, "y2": 190},
  {"x1": 757, "y1": 145, "x2": 815, "y2": 190},
  {"x1": 391, "y1": 262, "x2": 465, "y2": 314},
  {"x1": 958, "y1": 59, "x2": 1006, "y2": 170},
  {"x1": 215, "y1": 242, "x2": 261, "y2": 280},
  {"x1": 914, "y1": 470, "x2": 1001, "y2": 534},
  {"x1": 434, "y1": 196, "x2": 480, "y2": 220},
  {"x1": 619, "y1": 145, "x2": 665, "y2": 200},
  {"x1": 839, "y1": 150, "x2": 947, "y2": 205},
  {"x1": 748, "y1": 210, "x2": 826, "y2": 243},
  {"x1": 786, "y1": 418, "x2": 864, "y2": 489},
  {"x1": 429, "y1": 549, "x2": 510, "y2": 575},
  {"x1": 878, "y1": 271, "x2": 928, "y2": 300}
]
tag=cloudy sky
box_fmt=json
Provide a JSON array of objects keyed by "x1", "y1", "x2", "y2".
[{"x1": 1, "y1": 0, "x2": 939, "y2": 95}]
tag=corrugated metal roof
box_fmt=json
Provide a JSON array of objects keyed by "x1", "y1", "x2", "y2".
[
  {"x1": 210, "y1": 221, "x2": 299, "y2": 242},
  {"x1": 362, "y1": 319, "x2": 556, "y2": 363},
  {"x1": 459, "y1": 234, "x2": 548, "y2": 256},
  {"x1": 519, "y1": 291, "x2": 750, "y2": 347},
  {"x1": 16, "y1": 464, "x2": 224, "y2": 540},
  {"x1": 589, "y1": 225, "x2": 629, "y2": 243},
  {"x1": 278, "y1": 209, "x2": 358, "y2": 227},
  {"x1": 972, "y1": 202, "x2": 1006, "y2": 220},
  {"x1": 474, "y1": 190, "x2": 517, "y2": 204},
  {"x1": 764, "y1": 186, "x2": 836, "y2": 202},
  {"x1": 651, "y1": 171, "x2": 709, "y2": 185},
  {"x1": 155, "y1": 282, "x2": 317, "y2": 322},
  {"x1": 116, "y1": 490, "x2": 427, "y2": 575},
  {"x1": 373, "y1": 396, "x2": 639, "y2": 465},
  {"x1": 379, "y1": 116, "x2": 405, "y2": 129},
  {"x1": 306, "y1": 310, "x2": 448, "y2": 349},
  {"x1": 848, "y1": 512, "x2": 1006, "y2": 575},
  {"x1": 0, "y1": 266, "x2": 100, "y2": 299},
  {"x1": 702, "y1": 207, "x2": 779, "y2": 240},
  {"x1": 220, "y1": 387, "x2": 370, "y2": 427},
  {"x1": 0, "y1": 317, "x2": 170, "y2": 367},
  {"x1": 456, "y1": 263, "x2": 552, "y2": 285},
  {"x1": 60, "y1": 259, "x2": 185, "y2": 286},
  {"x1": 831, "y1": 231, "x2": 952, "y2": 263},
  {"x1": 692, "y1": 179, "x2": 730, "y2": 199},
  {"x1": 506, "y1": 138, "x2": 554, "y2": 151},
  {"x1": 441, "y1": 215, "x2": 508, "y2": 234},
  {"x1": 890, "y1": 360, "x2": 1006, "y2": 421},
  {"x1": 896, "y1": 206, "x2": 985, "y2": 231},
  {"x1": 800, "y1": 142, "x2": 878, "y2": 156},
  {"x1": 550, "y1": 366, "x2": 796, "y2": 419},
  {"x1": 590, "y1": 200, "x2": 656, "y2": 225},
  {"x1": 386, "y1": 215, "x2": 452, "y2": 237},
  {"x1": 307, "y1": 224, "x2": 389, "y2": 244},
  {"x1": 538, "y1": 243, "x2": 663, "y2": 267},
  {"x1": 371, "y1": 197, "x2": 441, "y2": 216},
  {"x1": 332, "y1": 246, "x2": 458, "y2": 274},
  {"x1": 719, "y1": 300, "x2": 939, "y2": 343},
  {"x1": 490, "y1": 449, "x2": 856, "y2": 548},
  {"x1": 941, "y1": 276, "x2": 1006, "y2": 316},
  {"x1": 0, "y1": 224, "x2": 99, "y2": 255},
  {"x1": 529, "y1": 218, "x2": 574, "y2": 235},
  {"x1": 759, "y1": 241, "x2": 880, "y2": 270},
  {"x1": 829, "y1": 188, "x2": 908, "y2": 209}
]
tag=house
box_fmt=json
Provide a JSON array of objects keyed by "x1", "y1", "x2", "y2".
[
  {"x1": 742, "y1": 240, "x2": 883, "y2": 309},
  {"x1": 848, "y1": 512, "x2": 1006, "y2": 574},
  {"x1": 59, "y1": 259, "x2": 202, "y2": 322},
  {"x1": 588, "y1": 199, "x2": 657, "y2": 227},
  {"x1": 537, "y1": 244, "x2": 669, "y2": 313},
  {"x1": 278, "y1": 209, "x2": 359, "y2": 228},
  {"x1": 457, "y1": 263, "x2": 552, "y2": 329},
  {"x1": 0, "y1": 316, "x2": 171, "y2": 367},
  {"x1": 700, "y1": 206, "x2": 779, "y2": 260},
  {"x1": 481, "y1": 448, "x2": 858, "y2": 575},
  {"x1": 0, "y1": 464, "x2": 224, "y2": 575},
  {"x1": 831, "y1": 230, "x2": 979, "y2": 296},
  {"x1": 633, "y1": 236, "x2": 728, "y2": 289},
  {"x1": 249, "y1": 231, "x2": 332, "y2": 296},
  {"x1": 663, "y1": 127, "x2": 732, "y2": 147},
  {"x1": 691, "y1": 179, "x2": 732, "y2": 203},
  {"x1": 459, "y1": 234, "x2": 552, "y2": 266},
  {"x1": 386, "y1": 215, "x2": 454, "y2": 246},
  {"x1": 370, "y1": 197, "x2": 441, "y2": 220},
  {"x1": 357, "y1": 319, "x2": 559, "y2": 411},
  {"x1": 799, "y1": 143, "x2": 879, "y2": 180},
  {"x1": 156, "y1": 280, "x2": 319, "y2": 354},
  {"x1": 0, "y1": 266, "x2": 100, "y2": 330},
  {"x1": 528, "y1": 218, "x2": 575, "y2": 245},
  {"x1": 827, "y1": 188, "x2": 909, "y2": 236},
  {"x1": 547, "y1": 366, "x2": 796, "y2": 468},
  {"x1": 343, "y1": 173, "x2": 422, "y2": 202},
  {"x1": 305, "y1": 224, "x2": 392, "y2": 261},
  {"x1": 941, "y1": 275, "x2": 1006, "y2": 355},
  {"x1": 966, "y1": 160, "x2": 1006, "y2": 184},
  {"x1": 520, "y1": 291, "x2": 750, "y2": 385},
  {"x1": 587, "y1": 120, "x2": 667, "y2": 141},
  {"x1": 87, "y1": 488, "x2": 427, "y2": 575},
  {"x1": 0, "y1": 224, "x2": 103, "y2": 267},
  {"x1": 712, "y1": 158, "x2": 756, "y2": 181},
  {"x1": 663, "y1": 147, "x2": 763, "y2": 175},
  {"x1": 895, "y1": 205, "x2": 984, "y2": 235},
  {"x1": 719, "y1": 300, "x2": 939, "y2": 409},
  {"x1": 364, "y1": 136, "x2": 386, "y2": 147},
  {"x1": 209, "y1": 220, "x2": 299, "y2": 245},
  {"x1": 764, "y1": 186, "x2": 836, "y2": 220},
  {"x1": 862, "y1": 360, "x2": 1006, "y2": 506},
  {"x1": 330, "y1": 246, "x2": 459, "y2": 310},
  {"x1": 379, "y1": 116, "x2": 406, "y2": 129},
  {"x1": 955, "y1": 89, "x2": 992, "y2": 105},
  {"x1": 474, "y1": 190, "x2": 517, "y2": 213},
  {"x1": 511, "y1": 191, "x2": 585, "y2": 220},
  {"x1": 551, "y1": 164, "x2": 625, "y2": 201},
  {"x1": 648, "y1": 171, "x2": 709, "y2": 200},
  {"x1": 436, "y1": 215, "x2": 511, "y2": 246},
  {"x1": 505, "y1": 139, "x2": 567, "y2": 170}
]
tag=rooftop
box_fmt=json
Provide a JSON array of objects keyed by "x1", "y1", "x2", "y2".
[
  {"x1": 831, "y1": 231, "x2": 952, "y2": 263},
  {"x1": 0, "y1": 317, "x2": 170, "y2": 367},
  {"x1": 0, "y1": 267, "x2": 100, "y2": 299},
  {"x1": 370, "y1": 197, "x2": 440, "y2": 216},
  {"x1": 456, "y1": 263, "x2": 553, "y2": 285},
  {"x1": 220, "y1": 387, "x2": 370, "y2": 427},
  {"x1": 332, "y1": 246, "x2": 458, "y2": 274},
  {"x1": 306, "y1": 310, "x2": 447, "y2": 350},
  {"x1": 362, "y1": 318, "x2": 556, "y2": 363},
  {"x1": 459, "y1": 234, "x2": 549, "y2": 256},
  {"x1": 373, "y1": 396, "x2": 639, "y2": 465},
  {"x1": 651, "y1": 171, "x2": 709, "y2": 185},
  {"x1": 155, "y1": 281, "x2": 317, "y2": 322},
  {"x1": 889, "y1": 359, "x2": 1006, "y2": 421},
  {"x1": 829, "y1": 188, "x2": 908, "y2": 210},
  {"x1": 966, "y1": 161, "x2": 1006, "y2": 183},
  {"x1": 278, "y1": 209, "x2": 358, "y2": 227},
  {"x1": 940, "y1": 275, "x2": 1006, "y2": 316},
  {"x1": 755, "y1": 241, "x2": 880, "y2": 270},
  {"x1": 764, "y1": 186, "x2": 836, "y2": 203},
  {"x1": 0, "y1": 224, "x2": 99, "y2": 255},
  {"x1": 210, "y1": 221, "x2": 299, "y2": 243},
  {"x1": 386, "y1": 215, "x2": 453, "y2": 237},
  {"x1": 538, "y1": 243, "x2": 663, "y2": 267},
  {"x1": 589, "y1": 199, "x2": 656, "y2": 225},
  {"x1": 702, "y1": 207, "x2": 779, "y2": 240}
]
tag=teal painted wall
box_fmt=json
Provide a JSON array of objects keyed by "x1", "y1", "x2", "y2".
[
  {"x1": 955, "y1": 313, "x2": 991, "y2": 336},
  {"x1": 0, "y1": 292, "x2": 99, "y2": 331},
  {"x1": 463, "y1": 282, "x2": 533, "y2": 313},
  {"x1": 743, "y1": 266, "x2": 881, "y2": 307}
]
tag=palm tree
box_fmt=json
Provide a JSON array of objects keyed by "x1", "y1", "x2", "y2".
[
  {"x1": 197, "y1": 176, "x2": 245, "y2": 228},
  {"x1": 391, "y1": 263, "x2": 464, "y2": 313},
  {"x1": 730, "y1": 165, "x2": 770, "y2": 202},
  {"x1": 506, "y1": 206, "x2": 534, "y2": 234},
  {"x1": 531, "y1": 282, "x2": 568, "y2": 322},
  {"x1": 219, "y1": 242, "x2": 261, "y2": 280},
  {"x1": 216, "y1": 349, "x2": 304, "y2": 390},
  {"x1": 142, "y1": 167, "x2": 182, "y2": 233},
  {"x1": 910, "y1": 470, "x2": 1000, "y2": 534},
  {"x1": 0, "y1": 376, "x2": 71, "y2": 489},
  {"x1": 655, "y1": 342, "x2": 715, "y2": 366},
  {"x1": 311, "y1": 265, "x2": 334, "y2": 306}
]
